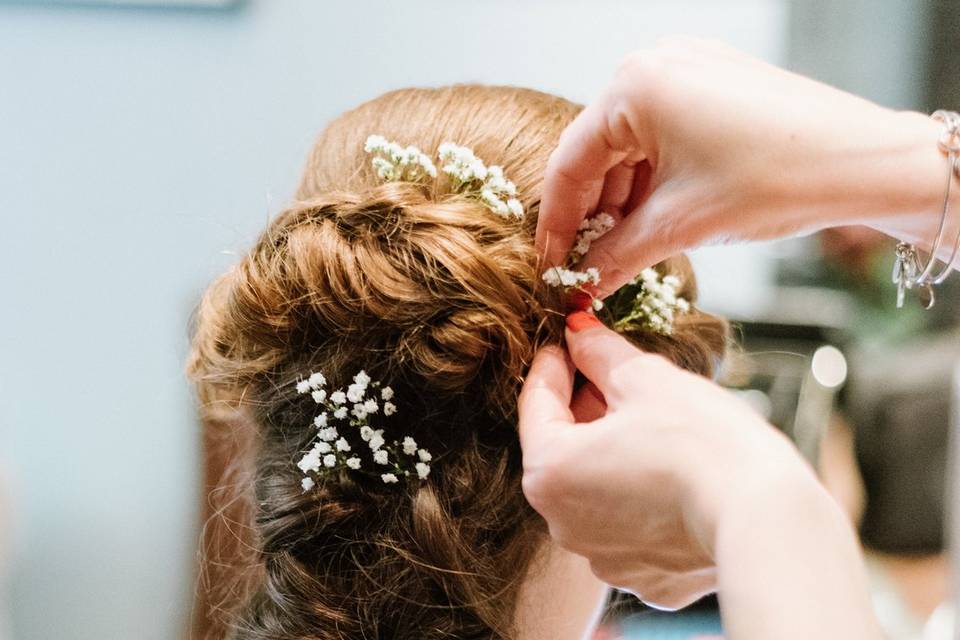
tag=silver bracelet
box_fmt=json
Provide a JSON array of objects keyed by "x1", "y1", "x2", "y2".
[{"x1": 892, "y1": 109, "x2": 960, "y2": 309}]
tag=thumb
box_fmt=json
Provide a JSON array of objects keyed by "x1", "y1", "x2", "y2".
[
  {"x1": 517, "y1": 345, "x2": 576, "y2": 457},
  {"x1": 564, "y1": 311, "x2": 669, "y2": 406}
]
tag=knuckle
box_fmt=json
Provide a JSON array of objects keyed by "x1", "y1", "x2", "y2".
[{"x1": 615, "y1": 50, "x2": 661, "y2": 89}]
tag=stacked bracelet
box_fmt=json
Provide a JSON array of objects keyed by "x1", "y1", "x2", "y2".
[{"x1": 892, "y1": 110, "x2": 960, "y2": 309}]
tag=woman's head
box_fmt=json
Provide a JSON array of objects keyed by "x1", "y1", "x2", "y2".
[{"x1": 188, "y1": 85, "x2": 726, "y2": 639}]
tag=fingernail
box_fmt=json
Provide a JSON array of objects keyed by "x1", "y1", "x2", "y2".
[
  {"x1": 566, "y1": 310, "x2": 603, "y2": 333},
  {"x1": 565, "y1": 290, "x2": 593, "y2": 312}
]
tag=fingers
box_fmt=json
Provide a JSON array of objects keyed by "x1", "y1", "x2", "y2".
[
  {"x1": 536, "y1": 91, "x2": 637, "y2": 266},
  {"x1": 518, "y1": 345, "x2": 576, "y2": 455},
  {"x1": 565, "y1": 311, "x2": 675, "y2": 405}
]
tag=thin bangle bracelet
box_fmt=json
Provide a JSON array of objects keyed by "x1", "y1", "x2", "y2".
[{"x1": 892, "y1": 110, "x2": 960, "y2": 309}]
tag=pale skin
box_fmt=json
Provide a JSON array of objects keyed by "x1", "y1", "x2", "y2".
[{"x1": 521, "y1": 37, "x2": 959, "y2": 638}]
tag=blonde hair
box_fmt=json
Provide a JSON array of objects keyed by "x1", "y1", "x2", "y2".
[{"x1": 188, "y1": 85, "x2": 726, "y2": 639}]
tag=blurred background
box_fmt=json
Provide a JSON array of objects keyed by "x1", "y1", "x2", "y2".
[{"x1": 0, "y1": 0, "x2": 957, "y2": 638}]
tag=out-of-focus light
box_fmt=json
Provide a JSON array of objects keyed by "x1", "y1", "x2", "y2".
[{"x1": 811, "y1": 345, "x2": 847, "y2": 389}]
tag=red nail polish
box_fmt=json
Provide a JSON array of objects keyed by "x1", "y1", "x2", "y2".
[
  {"x1": 565, "y1": 290, "x2": 593, "y2": 312},
  {"x1": 566, "y1": 311, "x2": 603, "y2": 333}
]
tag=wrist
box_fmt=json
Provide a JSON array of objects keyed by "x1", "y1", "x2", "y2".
[
  {"x1": 709, "y1": 456, "x2": 882, "y2": 639},
  {"x1": 681, "y1": 427, "x2": 821, "y2": 559},
  {"x1": 869, "y1": 111, "x2": 960, "y2": 254}
]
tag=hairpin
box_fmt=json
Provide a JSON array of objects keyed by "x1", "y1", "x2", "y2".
[{"x1": 295, "y1": 370, "x2": 432, "y2": 489}]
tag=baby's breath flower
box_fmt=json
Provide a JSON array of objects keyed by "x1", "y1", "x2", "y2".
[
  {"x1": 613, "y1": 268, "x2": 690, "y2": 336},
  {"x1": 294, "y1": 368, "x2": 432, "y2": 485},
  {"x1": 439, "y1": 142, "x2": 488, "y2": 183},
  {"x1": 346, "y1": 384, "x2": 365, "y2": 403},
  {"x1": 365, "y1": 135, "x2": 436, "y2": 183},
  {"x1": 298, "y1": 451, "x2": 321, "y2": 474},
  {"x1": 540, "y1": 213, "x2": 614, "y2": 313},
  {"x1": 438, "y1": 141, "x2": 523, "y2": 219},
  {"x1": 541, "y1": 266, "x2": 601, "y2": 289},
  {"x1": 351, "y1": 404, "x2": 368, "y2": 420},
  {"x1": 571, "y1": 213, "x2": 616, "y2": 261}
]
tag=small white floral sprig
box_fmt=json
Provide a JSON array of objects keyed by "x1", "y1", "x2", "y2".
[
  {"x1": 613, "y1": 268, "x2": 691, "y2": 335},
  {"x1": 364, "y1": 135, "x2": 438, "y2": 183},
  {"x1": 437, "y1": 142, "x2": 524, "y2": 219},
  {"x1": 294, "y1": 370, "x2": 432, "y2": 489},
  {"x1": 541, "y1": 212, "x2": 616, "y2": 311},
  {"x1": 363, "y1": 135, "x2": 523, "y2": 220}
]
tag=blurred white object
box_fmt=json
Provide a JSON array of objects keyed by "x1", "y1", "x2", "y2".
[{"x1": 924, "y1": 603, "x2": 954, "y2": 640}]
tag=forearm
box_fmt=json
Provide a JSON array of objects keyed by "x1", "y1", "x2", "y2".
[
  {"x1": 713, "y1": 473, "x2": 881, "y2": 640},
  {"x1": 778, "y1": 110, "x2": 959, "y2": 256}
]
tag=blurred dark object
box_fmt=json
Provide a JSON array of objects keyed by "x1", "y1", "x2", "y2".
[
  {"x1": 926, "y1": 0, "x2": 960, "y2": 113},
  {"x1": 846, "y1": 335, "x2": 958, "y2": 554}
]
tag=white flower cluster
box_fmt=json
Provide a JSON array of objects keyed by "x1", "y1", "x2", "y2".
[
  {"x1": 571, "y1": 212, "x2": 615, "y2": 259},
  {"x1": 295, "y1": 369, "x2": 431, "y2": 489},
  {"x1": 614, "y1": 268, "x2": 691, "y2": 335},
  {"x1": 437, "y1": 142, "x2": 524, "y2": 219},
  {"x1": 364, "y1": 135, "x2": 438, "y2": 183},
  {"x1": 541, "y1": 266, "x2": 601, "y2": 289},
  {"x1": 362, "y1": 135, "x2": 524, "y2": 220},
  {"x1": 540, "y1": 212, "x2": 616, "y2": 311}
]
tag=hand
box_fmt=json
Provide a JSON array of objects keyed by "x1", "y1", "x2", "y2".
[
  {"x1": 518, "y1": 312, "x2": 811, "y2": 609},
  {"x1": 536, "y1": 37, "x2": 946, "y2": 295}
]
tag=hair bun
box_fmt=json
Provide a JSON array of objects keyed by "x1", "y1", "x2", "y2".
[{"x1": 191, "y1": 182, "x2": 552, "y2": 408}]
